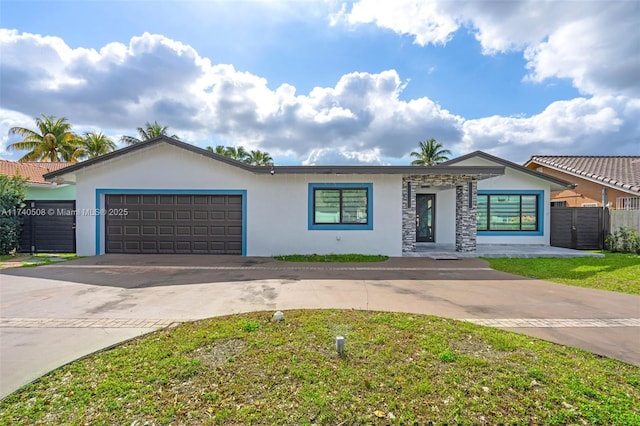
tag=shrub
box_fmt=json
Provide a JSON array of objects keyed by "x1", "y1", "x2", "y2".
[
  {"x1": 605, "y1": 227, "x2": 640, "y2": 254},
  {"x1": 0, "y1": 175, "x2": 28, "y2": 255}
]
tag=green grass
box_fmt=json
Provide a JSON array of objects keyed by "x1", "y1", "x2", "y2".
[
  {"x1": 0, "y1": 253, "x2": 80, "y2": 268},
  {"x1": 1, "y1": 310, "x2": 638, "y2": 425},
  {"x1": 274, "y1": 253, "x2": 388, "y2": 262},
  {"x1": 485, "y1": 252, "x2": 640, "y2": 295}
]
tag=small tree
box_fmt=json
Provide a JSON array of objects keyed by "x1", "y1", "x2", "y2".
[{"x1": 0, "y1": 175, "x2": 28, "y2": 255}]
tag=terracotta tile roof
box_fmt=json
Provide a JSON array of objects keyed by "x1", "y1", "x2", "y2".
[
  {"x1": 526, "y1": 156, "x2": 640, "y2": 194},
  {"x1": 0, "y1": 160, "x2": 75, "y2": 185}
]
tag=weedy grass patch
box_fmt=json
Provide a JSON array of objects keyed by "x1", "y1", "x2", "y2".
[
  {"x1": 0, "y1": 253, "x2": 80, "y2": 268},
  {"x1": 273, "y1": 253, "x2": 388, "y2": 262},
  {"x1": 485, "y1": 252, "x2": 640, "y2": 295},
  {"x1": 1, "y1": 310, "x2": 638, "y2": 425}
]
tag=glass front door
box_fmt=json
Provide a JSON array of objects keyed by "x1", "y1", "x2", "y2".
[{"x1": 416, "y1": 194, "x2": 435, "y2": 242}]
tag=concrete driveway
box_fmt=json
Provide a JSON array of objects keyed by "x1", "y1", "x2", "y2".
[{"x1": 1, "y1": 254, "x2": 639, "y2": 399}]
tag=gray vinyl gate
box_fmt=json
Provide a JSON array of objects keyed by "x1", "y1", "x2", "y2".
[
  {"x1": 20, "y1": 200, "x2": 76, "y2": 253},
  {"x1": 550, "y1": 207, "x2": 606, "y2": 250}
]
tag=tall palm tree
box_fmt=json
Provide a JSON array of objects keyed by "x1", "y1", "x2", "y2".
[
  {"x1": 120, "y1": 121, "x2": 180, "y2": 145},
  {"x1": 78, "y1": 131, "x2": 117, "y2": 159},
  {"x1": 245, "y1": 149, "x2": 273, "y2": 166},
  {"x1": 410, "y1": 138, "x2": 452, "y2": 166},
  {"x1": 8, "y1": 114, "x2": 81, "y2": 162}
]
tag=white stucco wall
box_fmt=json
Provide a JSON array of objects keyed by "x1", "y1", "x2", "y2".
[
  {"x1": 453, "y1": 157, "x2": 553, "y2": 245},
  {"x1": 73, "y1": 143, "x2": 402, "y2": 256}
]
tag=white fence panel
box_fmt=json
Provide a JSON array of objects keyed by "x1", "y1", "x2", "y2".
[{"x1": 610, "y1": 209, "x2": 640, "y2": 234}]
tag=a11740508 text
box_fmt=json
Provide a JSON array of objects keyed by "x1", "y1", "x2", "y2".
[{"x1": 0, "y1": 208, "x2": 129, "y2": 217}]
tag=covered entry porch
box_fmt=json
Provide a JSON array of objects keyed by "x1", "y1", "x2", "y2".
[{"x1": 402, "y1": 173, "x2": 492, "y2": 254}]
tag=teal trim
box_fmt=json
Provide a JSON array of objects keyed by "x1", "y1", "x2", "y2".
[
  {"x1": 95, "y1": 189, "x2": 247, "y2": 256},
  {"x1": 308, "y1": 183, "x2": 373, "y2": 231},
  {"x1": 477, "y1": 190, "x2": 544, "y2": 237}
]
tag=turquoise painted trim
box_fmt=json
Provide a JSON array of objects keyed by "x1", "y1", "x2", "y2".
[
  {"x1": 477, "y1": 190, "x2": 544, "y2": 237},
  {"x1": 308, "y1": 183, "x2": 373, "y2": 231},
  {"x1": 95, "y1": 189, "x2": 247, "y2": 256}
]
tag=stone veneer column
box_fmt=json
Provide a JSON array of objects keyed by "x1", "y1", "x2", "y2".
[
  {"x1": 455, "y1": 180, "x2": 477, "y2": 252},
  {"x1": 402, "y1": 176, "x2": 418, "y2": 253}
]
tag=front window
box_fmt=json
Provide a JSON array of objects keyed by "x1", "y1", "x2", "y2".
[
  {"x1": 308, "y1": 183, "x2": 373, "y2": 230},
  {"x1": 477, "y1": 193, "x2": 539, "y2": 232},
  {"x1": 314, "y1": 188, "x2": 368, "y2": 224}
]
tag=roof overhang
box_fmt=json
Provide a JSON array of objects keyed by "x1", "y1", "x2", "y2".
[
  {"x1": 260, "y1": 164, "x2": 504, "y2": 178},
  {"x1": 445, "y1": 150, "x2": 576, "y2": 191}
]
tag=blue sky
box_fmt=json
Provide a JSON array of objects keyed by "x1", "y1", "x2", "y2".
[{"x1": 1, "y1": 0, "x2": 638, "y2": 165}]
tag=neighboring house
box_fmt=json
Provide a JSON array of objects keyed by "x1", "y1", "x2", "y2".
[
  {"x1": 44, "y1": 136, "x2": 573, "y2": 257},
  {"x1": 0, "y1": 160, "x2": 76, "y2": 200},
  {"x1": 0, "y1": 160, "x2": 77, "y2": 253},
  {"x1": 524, "y1": 156, "x2": 640, "y2": 209}
]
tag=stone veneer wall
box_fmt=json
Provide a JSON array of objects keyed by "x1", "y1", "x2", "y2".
[
  {"x1": 402, "y1": 175, "x2": 477, "y2": 253},
  {"x1": 455, "y1": 180, "x2": 477, "y2": 252}
]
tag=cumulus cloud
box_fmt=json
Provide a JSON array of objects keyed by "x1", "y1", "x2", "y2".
[
  {"x1": 334, "y1": 0, "x2": 640, "y2": 97},
  {"x1": 459, "y1": 96, "x2": 640, "y2": 162},
  {"x1": 0, "y1": 26, "x2": 637, "y2": 165},
  {"x1": 303, "y1": 147, "x2": 383, "y2": 165},
  {"x1": 0, "y1": 30, "x2": 464, "y2": 163}
]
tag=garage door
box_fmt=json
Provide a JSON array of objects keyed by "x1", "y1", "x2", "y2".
[{"x1": 105, "y1": 194, "x2": 242, "y2": 254}]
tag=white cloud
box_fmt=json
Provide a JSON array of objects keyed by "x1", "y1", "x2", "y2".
[
  {"x1": 459, "y1": 96, "x2": 639, "y2": 162},
  {"x1": 0, "y1": 28, "x2": 637, "y2": 166},
  {"x1": 303, "y1": 147, "x2": 383, "y2": 165},
  {"x1": 0, "y1": 109, "x2": 35, "y2": 158},
  {"x1": 334, "y1": 0, "x2": 640, "y2": 97},
  {"x1": 0, "y1": 30, "x2": 464, "y2": 163},
  {"x1": 336, "y1": 0, "x2": 459, "y2": 45}
]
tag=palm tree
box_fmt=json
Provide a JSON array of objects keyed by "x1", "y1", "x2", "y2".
[
  {"x1": 410, "y1": 138, "x2": 452, "y2": 166},
  {"x1": 206, "y1": 145, "x2": 227, "y2": 155},
  {"x1": 120, "y1": 121, "x2": 180, "y2": 145},
  {"x1": 78, "y1": 131, "x2": 117, "y2": 159},
  {"x1": 245, "y1": 149, "x2": 273, "y2": 166},
  {"x1": 224, "y1": 146, "x2": 249, "y2": 162},
  {"x1": 8, "y1": 114, "x2": 81, "y2": 162},
  {"x1": 206, "y1": 145, "x2": 273, "y2": 165}
]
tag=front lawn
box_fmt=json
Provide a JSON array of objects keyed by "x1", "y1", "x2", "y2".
[
  {"x1": 485, "y1": 252, "x2": 640, "y2": 295},
  {"x1": 1, "y1": 310, "x2": 638, "y2": 425}
]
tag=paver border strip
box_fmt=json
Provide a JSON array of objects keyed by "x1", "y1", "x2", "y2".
[{"x1": 3, "y1": 317, "x2": 639, "y2": 328}]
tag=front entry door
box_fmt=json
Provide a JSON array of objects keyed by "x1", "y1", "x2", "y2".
[{"x1": 416, "y1": 194, "x2": 436, "y2": 242}]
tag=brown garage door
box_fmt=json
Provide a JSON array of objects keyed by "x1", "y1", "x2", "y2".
[{"x1": 105, "y1": 194, "x2": 242, "y2": 254}]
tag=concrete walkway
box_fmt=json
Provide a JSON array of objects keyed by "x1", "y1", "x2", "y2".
[
  {"x1": 408, "y1": 243, "x2": 605, "y2": 258},
  {"x1": 1, "y1": 255, "x2": 638, "y2": 399}
]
